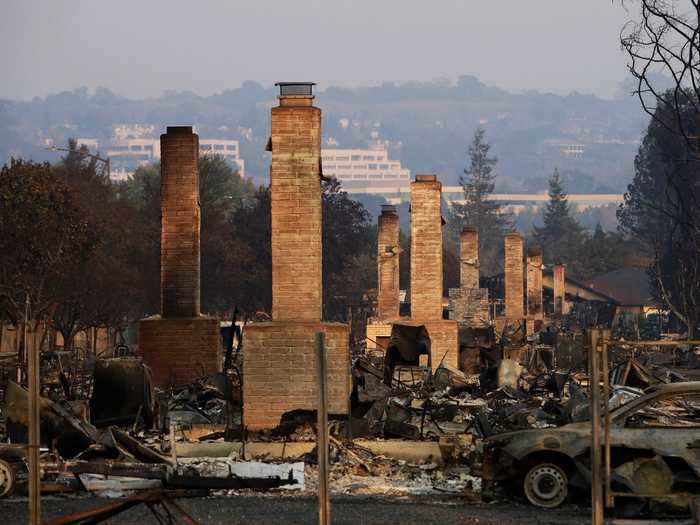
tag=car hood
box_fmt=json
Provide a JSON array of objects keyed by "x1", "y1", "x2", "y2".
[{"x1": 484, "y1": 422, "x2": 592, "y2": 460}]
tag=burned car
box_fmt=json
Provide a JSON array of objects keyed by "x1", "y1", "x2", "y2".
[{"x1": 483, "y1": 382, "x2": 700, "y2": 508}]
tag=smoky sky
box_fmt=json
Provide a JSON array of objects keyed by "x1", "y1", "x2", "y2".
[{"x1": 1, "y1": 0, "x2": 633, "y2": 100}]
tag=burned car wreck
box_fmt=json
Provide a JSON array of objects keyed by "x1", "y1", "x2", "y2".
[{"x1": 483, "y1": 382, "x2": 700, "y2": 509}]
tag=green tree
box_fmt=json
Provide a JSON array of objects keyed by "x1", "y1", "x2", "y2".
[
  {"x1": 226, "y1": 178, "x2": 377, "y2": 322},
  {"x1": 322, "y1": 178, "x2": 376, "y2": 321},
  {"x1": 228, "y1": 187, "x2": 272, "y2": 313},
  {"x1": 50, "y1": 140, "x2": 144, "y2": 351},
  {"x1": 0, "y1": 158, "x2": 94, "y2": 350},
  {"x1": 448, "y1": 128, "x2": 512, "y2": 275},
  {"x1": 618, "y1": 92, "x2": 700, "y2": 338},
  {"x1": 576, "y1": 224, "x2": 643, "y2": 281},
  {"x1": 534, "y1": 168, "x2": 588, "y2": 276},
  {"x1": 117, "y1": 156, "x2": 256, "y2": 315}
]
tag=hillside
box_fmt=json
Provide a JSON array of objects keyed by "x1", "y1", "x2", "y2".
[{"x1": 0, "y1": 76, "x2": 648, "y2": 191}]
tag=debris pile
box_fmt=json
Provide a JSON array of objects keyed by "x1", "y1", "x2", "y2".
[{"x1": 0, "y1": 332, "x2": 697, "y2": 512}]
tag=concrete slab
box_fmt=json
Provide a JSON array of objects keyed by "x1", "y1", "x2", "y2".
[{"x1": 175, "y1": 439, "x2": 447, "y2": 465}]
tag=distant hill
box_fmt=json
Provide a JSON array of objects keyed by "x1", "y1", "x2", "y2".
[{"x1": 0, "y1": 76, "x2": 648, "y2": 191}]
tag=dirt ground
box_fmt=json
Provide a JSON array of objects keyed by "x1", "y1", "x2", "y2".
[{"x1": 2, "y1": 494, "x2": 592, "y2": 524}]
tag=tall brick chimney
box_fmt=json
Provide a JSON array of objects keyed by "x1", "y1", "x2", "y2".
[
  {"x1": 410, "y1": 175, "x2": 443, "y2": 320},
  {"x1": 553, "y1": 263, "x2": 567, "y2": 315},
  {"x1": 139, "y1": 126, "x2": 220, "y2": 387},
  {"x1": 242, "y1": 83, "x2": 350, "y2": 430},
  {"x1": 377, "y1": 205, "x2": 400, "y2": 320},
  {"x1": 460, "y1": 227, "x2": 479, "y2": 291},
  {"x1": 160, "y1": 126, "x2": 201, "y2": 318},
  {"x1": 270, "y1": 82, "x2": 322, "y2": 322},
  {"x1": 526, "y1": 245, "x2": 543, "y2": 319},
  {"x1": 504, "y1": 233, "x2": 524, "y2": 320}
]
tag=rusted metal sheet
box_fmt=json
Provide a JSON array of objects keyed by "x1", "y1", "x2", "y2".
[{"x1": 89, "y1": 358, "x2": 154, "y2": 428}]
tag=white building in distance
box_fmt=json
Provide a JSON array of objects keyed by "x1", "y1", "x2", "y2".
[
  {"x1": 75, "y1": 136, "x2": 244, "y2": 181},
  {"x1": 321, "y1": 144, "x2": 409, "y2": 191}
]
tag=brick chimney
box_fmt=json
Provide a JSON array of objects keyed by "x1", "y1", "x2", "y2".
[
  {"x1": 139, "y1": 126, "x2": 219, "y2": 387},
  {"x1": 242, "y1": 83, "x2": 351, "y2": 430},
  {"x1": 460, "y1": 227, "x2": 479, "y2": 291},
  {"x1": 377, "y1": 205, "x2": 400, "y2": 320},
  {"x1": 504, "y1": 233, "x2": 524, "y2": 320},
  {"x1": 526, "y1": 245, "x2": 543, "y2": 319},
  {"x1": 553, "y1": 263, "x2": 567, "y2": 315},
  {"x1": 410, "y1": 175, "x2": 443, "y2": 320},
  {"x1": 160, "y1": 126, "x2": 201, "y2": 318},
  {"x1": 270, "y1": 82, "x2": 322, "y2": 321}
]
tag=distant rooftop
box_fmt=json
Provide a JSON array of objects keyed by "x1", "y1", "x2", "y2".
[{"x1": 586, "y1": 268, "x2": 657, "y2": 307}]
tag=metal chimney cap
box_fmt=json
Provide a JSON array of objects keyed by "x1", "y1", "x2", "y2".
[
  {"x1": 275, "y1": 82, "x2": 316, "y2": 97},
  {"x1": 166, "y1": 126, "x2": 193, "y2": 134}
]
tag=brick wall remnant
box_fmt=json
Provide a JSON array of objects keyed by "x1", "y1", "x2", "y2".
[
  {"x1": 377, "y1": 205, "x2": 400, "y2": 320},
  {"x1": 504, "y1": 233, "x2": 525, "y2": 320},
  {"x1": 460, "y1": 227, "x2": 479, "y2": 291},
  {"x1": 243, "y1": 321, "x2": 350, "y2": 430},
  {"x1": 139, "y1": 317, "x2": 219, "y2": 386},
  {"x1": 526, "y1": 245, "x2": 543, "y2": 320},
  {"x1": 553, "y1": 263, "x2": 567, "y2": 315},
  {"x1": 448, "y1": 288, "x2": 490, "y2": 328}
]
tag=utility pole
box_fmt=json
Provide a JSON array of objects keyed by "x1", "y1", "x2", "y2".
[
  {"x1": 46, "y1": 145, "x2": 111, "y2": 179},
  {"x1": 27, "y1": 294, "x2": 41, "y2": 524}
]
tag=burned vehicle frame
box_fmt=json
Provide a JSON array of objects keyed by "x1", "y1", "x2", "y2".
[{"x1": 482, "y1": 382, "x2": 700, "y2": 509}]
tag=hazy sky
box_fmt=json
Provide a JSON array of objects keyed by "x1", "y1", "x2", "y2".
[{"x1": 1, "y1": 1, "x2": 634, "y2": 100}]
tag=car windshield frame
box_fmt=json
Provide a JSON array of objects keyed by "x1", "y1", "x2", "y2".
[{"x1": 609, "y1": 384, "x2": 700, "y2": 425}]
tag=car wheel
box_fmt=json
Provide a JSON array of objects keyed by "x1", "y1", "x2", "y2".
[
  {"x1": 0, "y1": 459, "x2": 16, "y2": 498},
  {"x1": 523, "y1": 462, "x2": 568, "y2": 508}
]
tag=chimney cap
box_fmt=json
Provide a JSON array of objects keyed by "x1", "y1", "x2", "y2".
[
  {"x1": 380, "y1": 204, "x2": 397, "y2": 215},
  {"x1": 275, "y1": 82, "x2": 316, "y2": 97},
  {"x1": 166, "y1": 126, "x2": 193, "y2": 134},
  {"x1": 415, "y1": 174, "x2": 437, "y2": 182}
]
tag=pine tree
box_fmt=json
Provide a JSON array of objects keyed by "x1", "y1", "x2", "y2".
[
  {"x1": 534, "y1": 169, "x2": 587, "y2": 275},
  {"x1": 448, "y1": 128, "x2": 512, "y2": 275}
]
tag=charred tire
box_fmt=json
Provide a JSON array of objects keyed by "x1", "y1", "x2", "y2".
[
  {"x1": 0, "y1": 459, "x2": 17, "y2": 498},
  {"x1": 523, "y1": 462, "x2": 568, "y2": 508}
]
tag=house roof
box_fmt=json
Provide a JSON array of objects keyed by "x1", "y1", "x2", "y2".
[
  {"x1": 542, "y1": 271, "x2": 618, "y2": 303},
  {"x1": 585, "y1": 267, "x2": 657, "y2": 307}
]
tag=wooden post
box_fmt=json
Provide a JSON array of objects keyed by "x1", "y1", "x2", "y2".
[
  {"x1": 589, "y1": 329, "x2": 603, "y2": 525},
  {"x1": 601, "y1": 330, "x2": 612, "y2": 508},
  {"x1": 315, "y1": 332, "x2": 330, "y2": 525},
  {"x1": 19, "y1": 299, "x2": 29, "y2": 383},
  {"x1": 27, "y1": 295, "x2": 41, "y2": 525},
  {"x1": 170, "y1": 423, "x2": 178, "y2": 466}
]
